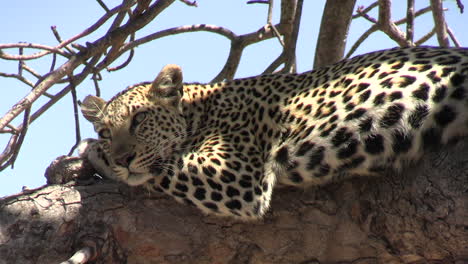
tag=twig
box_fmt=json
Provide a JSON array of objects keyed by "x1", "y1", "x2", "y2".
[
  {"x1": 21, "y1": 64, "x2": 42, "y2": 79},
  {"x1": 263, "y1": 53, "x2": 285, "y2": 74},
  {"x1": 122, "y1": 24, "x2": 237, "y2": 52},
  {"x1": 18, "y1": 47, "x2": 24, "y2": 76},
  {"x1": 348, "y1": 4, "x2": 435, "y2": 58},
  {"x1": 58, "y1": 0, "x2": 136, "y2": 49},
  {"x1": 28, "y1": 55, "x2": 102, "y2": 127},
  {"x1": 394, "y1": 6, "x2": 433, "y2": 24},
  {"x1": 92, "y1": 72, "x2": 102, "y2": 97},
  {"x1": 0, "y1": 0, "x2": 177, "y2": 132},
  {"x1": 211, "y1": 39, "x2": 244, "y2": 82},
  {"x1": 415, "y1": 28, "x2": 436, "y2": 46},
  {"x1": 0, "y1": 73, "x2": 35, "y2": 88},
  {"x1": 356, "y1": 7, "x2": 378, "y2": 23},
  {"x1": 247, "y1": 0, "x2": 269, "y2": 4},
  {"x1": 352, "y1": 2, "x2": 378, "y2": 19},
  {"x1": 0, "y1": 43, "x2": 69, "y2": 60},
  {"x1": 267, "y1": 0, "x2": 274, "y2": 24},
  {"x1": 0, "y1": 107, "x2": 31, "y2": 170},
  {"x1": 50, "y1": 53, "x2": 57, "y2": 72},
  {"x1": 51, "y1": 26, "x2": 75, "y2": 55},
  {"x1": 107, "y1": 49, "x2": 134, "y2": 72},
  {"x1": 447, "y1": 26, "x2": 461, "y2": 47},
  {"x1": 108, "y1": 5, "x2": 130, "y2": 33},
  {"x1": 0, "y1": 134, "x2": 18, "y2": 171},
  {"x1": 67, "y1": 75, "x2": 82, "y2": 156},
  {"x1": 107, "y1": 33, "x2": 135, "y2": 72},
  {"x1": 179, "y1": 0, "x2": 198, "y2": 7},
  {"x1": 346, "y1": 25, "x2": 378, "y2": 59},
  {"x1": 95, "y1": 0, "x2": 110, "y2": 12},
  {"x1": 9, "y1": 107, "x2": 31, "y2": 169},
  {"x1": 0, "y1": 0, "x2": 135, "y2": 62},
  {"x1": 265, "y1": 0, "x2": 285, "y2": 48},
  {"x1": 455, "y1": 0, "x2": 464, "y2": 13}
]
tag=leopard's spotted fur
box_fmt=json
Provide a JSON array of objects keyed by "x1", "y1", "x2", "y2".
[{"x1": 80, "y1": 46, "x2": 468, "y2": 219}]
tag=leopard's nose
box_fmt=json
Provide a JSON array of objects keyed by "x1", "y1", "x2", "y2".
[{"x1": 114, "y1": 152, "x2": 136, "y2": 167}]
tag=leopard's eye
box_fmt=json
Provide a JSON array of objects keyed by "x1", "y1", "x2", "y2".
[
  {"x1": 98, "y1": 128, "x2": 111, "y2": 139},
  {"x1": 132, "y1": 111, "x2": 147, "y2": 126}
]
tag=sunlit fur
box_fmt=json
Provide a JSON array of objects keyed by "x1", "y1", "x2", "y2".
[{"x1": 81, "y1": 47, "x2": 468, "y2": 219}]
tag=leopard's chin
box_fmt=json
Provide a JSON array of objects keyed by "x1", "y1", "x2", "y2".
[{"x1": 127, "y1": 173, "x2": 154, "y2": 186}]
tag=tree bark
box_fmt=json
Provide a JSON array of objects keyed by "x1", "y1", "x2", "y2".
[
  {"x1": 1, "y1": 140, "x2": 468, "y2": 263},
  {"x1": 313, "y1": 0, "x2": 356, "y2": 69}
]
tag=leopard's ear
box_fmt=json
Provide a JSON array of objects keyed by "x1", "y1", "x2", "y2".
[
  {"x1": 150, "y1": 64, "x2": 183, "y2": 98},
  {"x1": 80, "y1": 95, "x2": 106, "y2": 123}
]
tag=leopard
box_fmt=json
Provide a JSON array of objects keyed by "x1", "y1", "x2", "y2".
[{"x1": 79, "y1": 46, "x2": 468, "y2": 220}]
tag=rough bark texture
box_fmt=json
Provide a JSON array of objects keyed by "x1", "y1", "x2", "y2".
[
  {"x1": 1, "y1": 139, "x2": 468, "y2": 263},
  {"x1": 313, "y1": 0, "x2": 356, "y2": 69}
]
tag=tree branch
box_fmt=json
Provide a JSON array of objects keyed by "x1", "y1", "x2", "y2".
[
  {"x1": 0, "y1": 0, "x2": 177, "y2": 171},
  {"x1": 313, "y1": 0, "x2": 356, "y2": 69},
  {"x1": 430, "y1": 0, "x2": 449, "y2": 47},
  {"x1": 2, "y1": 140, "x2": 467, "y2": 262}
]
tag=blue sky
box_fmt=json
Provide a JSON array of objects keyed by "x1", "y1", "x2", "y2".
[{"x1": 0, "y1": 1, "x2": 467, "y2": 197}]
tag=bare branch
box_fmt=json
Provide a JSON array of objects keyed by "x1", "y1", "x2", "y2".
[
  {"x1": 0, "y1": 107, "x2": 31, "y2": 171},
  {"x1": 0, "y1": 72, "x2": 34, "y2": 88},
  {"x1": 122, "y1": 24, "x2": 237, "y2": 52},
  {"x1": 21, "y1": 64, "x2": 42, "y2": 79},
  {"x1": 430, "y1": 0, "x2": 449, "y2": 47},
  {"x1": 263, "y1": 53, "x2": 285, "y2": 74},
  {"x1": 0, "y1": 0, "x2": 177, "y2": 133},
  {"x1": 346, "y1": 25, "x2": 378, "y2": 59},
  {"x1": 378, "y1": 0, "x2": 410, "y2": 47},
  {"x1": 179, "y1": 0, "x2": 198, "y2": 7},
  {"x1": 107, "y1": 34, "x2": 135, "y2": 72},
  {"x1": 356, "y1": 6, "x2": 378, "y2": 23},
  {"x1": 447, "y1": 26, "x2": 461, "y2": 47},
  {"x1": 455, "y1": 0, "x2": 464, "y2": 13},
  {"x1": 406, "y1": 0, "x2": 415, "y2": 44},
  {"x1": 95, "y1": 0, "x2": 110, "y2": 12},
  {"x1": 67, "y1": 75, "x2": 82, "y2": 156},
  {"x1": 282, "y1": 0, "x2": 303, "y2": 73},
  {"x1": 266, "y1": 0, "x2": 274, "y2": 24},
  {"x1": 92, "y1": 73, "x2": 102, "y2": 97},
  {"x1": 211, "y1": 39, "x2": 244, "y2": 82},
  {"x1": 0, "y1": 134, "x2": 18, "y2": 170},
  {"x1": 51, "y1": 26, "x2": 75, "y2": 55},
  {"x1": 348, "y1": 3, "x2": 437, "y2": 58},
  {"x1": 59, "y1": 0, "x2": 136, "y2": 49},
  {"x1": 352, "y1": 2, "x2": 378, "y2": 19},
  {"x1": 0, "y1": 43, "x2": 70, "y2": 60},
  {"x1": 394, "y1": 6, "x2": 433, "y2": 24},
  {"x1": 17, "y1": 47, "x2": 24, "y2": 76},
  {"x1": 247, "y1": 0, "x2": 269, "y2": 4},
  {"x1": 415, "y1": 28, "x2": 436, "y2": 46}
]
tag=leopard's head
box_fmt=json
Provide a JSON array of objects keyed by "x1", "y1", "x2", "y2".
[{"x1": 80, "y1": 64, "x2": 187, "y2": 185}]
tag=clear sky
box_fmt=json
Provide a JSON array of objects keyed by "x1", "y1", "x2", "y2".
[{"x1": 0, "y1": 1, "x2": 467, "y2": 197}]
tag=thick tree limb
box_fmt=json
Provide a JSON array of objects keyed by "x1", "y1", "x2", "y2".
[
  {"x1": 313, "y1": 0, "x2": 356, "y2": 69},
  {"x1": 430, "y1": 0, "x2": 449, "y2": 47},
  {"x1": 1, "y1": 139, "x2": 467, "y2": 263}
]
